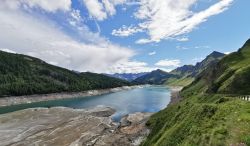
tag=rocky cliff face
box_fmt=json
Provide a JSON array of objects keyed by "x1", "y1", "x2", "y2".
[{"x1": 0, "y1": 106, "x2": 152, "y2": 146}]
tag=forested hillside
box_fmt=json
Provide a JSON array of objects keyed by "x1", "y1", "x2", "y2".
[{"x1": 0, "y1": 51, "x2": 131, "y2": 97}]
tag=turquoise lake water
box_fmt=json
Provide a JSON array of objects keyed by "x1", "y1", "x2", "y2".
[{"x1": 0, "y1": 86, "x2": 171, "y2": 121}]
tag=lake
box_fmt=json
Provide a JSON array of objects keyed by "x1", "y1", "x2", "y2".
[{"x1": 0, "y1": 86, "x2": 171, "y2": 121}]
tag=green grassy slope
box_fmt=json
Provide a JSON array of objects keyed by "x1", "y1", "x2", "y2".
[
  {"x1": 143, "y1": 93, "x2": 250, "y2": 146},
  {"x1": 194, "y1": 40, "x2": 250, "y2": 95},
  {"x1": 142, "y1": 39, "x2": 250, "y2": 146},
  {"x1": 165, "y1": 77, "x2": 194, "y2": 87},
  {"x1": 166, "y1": 51, "x2": 225, "y2": 87},
  {"x1": 0, "y1": 51, "x2": 131, "y2": 97}
]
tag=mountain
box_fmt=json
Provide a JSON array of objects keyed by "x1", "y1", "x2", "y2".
[
  {"x1": 0, "y1": 51, "x2": 131, "y2": 97},
  {"x1": 195, "y1": 41, "x2": 250, "y2": 94},
  {"x1": 106, "y1": 72, "x2": 148, "y2": 81},
  {"x1": 133, "y1": 69, "x2": 179, "y2": 85},
  {"x1": 133, "y1": 51, "x2": 225, "y2": 86},
  {"x1": 142, "y1": 39, "x2": 250, "y2": 146},
  {"x1": 166, "y1": 51, "x2": 225, "y2": 86}
]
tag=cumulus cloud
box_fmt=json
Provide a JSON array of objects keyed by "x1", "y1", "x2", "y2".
[
  {"x1": 0, "y1": 0, "x2": 137, "y2": 73},
  {"x1": 155, "y1": 59, "x2": 181, "y2": 67},
  {"x1": 113, "y1": 0, "x2": 233, "y2": 43}
]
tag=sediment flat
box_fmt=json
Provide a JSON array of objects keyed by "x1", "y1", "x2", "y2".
[{"x1": 0, "y1": 106, "x2": 152, "y2": 146}]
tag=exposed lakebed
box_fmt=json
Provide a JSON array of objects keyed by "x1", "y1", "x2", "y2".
[{"x1": 0, "y1": 86, "x2": 171, "y2": 121}]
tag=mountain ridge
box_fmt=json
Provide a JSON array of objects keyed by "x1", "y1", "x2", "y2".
[
  {"x1": 106, "y1": 72, "x2": 148, "y2": 81},
  {"x1": 132, "y1": 69, "x2": 179, "y2": 85},
  {"x1": 133, "y1": 51, "x2": 225, "y2": 86},
  {"x1": 0, "y1": 50, "x2": 131, "y2": 97}
]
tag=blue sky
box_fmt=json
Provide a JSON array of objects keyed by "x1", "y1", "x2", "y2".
[{"x1": 0, "y1": 0, "x2": 249, "y2": 73}]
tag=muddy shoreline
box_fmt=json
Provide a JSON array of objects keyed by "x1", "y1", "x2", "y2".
[
  {"x1": 0, "y1": 106, "x2": 152, "y2": 146},
  {"x1": 0, "y1": 85, "x2": 148, "y2": 107},
  {"x1": 168, "y1": 86, "x2": 183, "y2": 105}
]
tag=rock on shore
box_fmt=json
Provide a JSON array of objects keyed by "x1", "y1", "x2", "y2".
[{"x1": 0, "y1": 106, "x2": 152, "y2": 146}]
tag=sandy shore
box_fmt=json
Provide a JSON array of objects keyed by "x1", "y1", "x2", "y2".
[{"x1": 0, "y1": 85, "x2": 147, "y2": 107}]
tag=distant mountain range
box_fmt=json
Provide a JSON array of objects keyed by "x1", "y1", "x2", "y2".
[
  {"x1": 133, "y1": 51, "x2": 225, "y2": 86},
  {"x1": 0, "y1": 51, "x2": 131, "y2": 97},
  {"x1": 106, "y1": 72, "x2": 148, "y2": 81},
  {"x1": 132, "y1": 69, "x2": 179, "y2": 85}
]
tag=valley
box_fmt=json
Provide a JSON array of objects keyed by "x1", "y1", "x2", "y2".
[{"x1": 0, "y1": 39, "x2": 250, "y2": 146}]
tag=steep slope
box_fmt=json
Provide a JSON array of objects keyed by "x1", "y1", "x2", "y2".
[
  {"x1": 133, "y1": 69, "x2": 179, "y2": 85},
  {"x1": 136, "y1": 51, "x2": 225, "y2": 86},
  {"x1": 0, "y1": 51, "x2": 131, "y2": 97},
  {"x1": 106, "y1": 72, "x2": 148, "y2": 81},
  {"x1": 166, "y1": 51, "x2": 225, "y2": 86},
  {"x1": 142, "y1": 39, "x2": 250, "y2": 146},
  {"x1": 190, "y1": 40, "x2": 250, "y2": 94}
]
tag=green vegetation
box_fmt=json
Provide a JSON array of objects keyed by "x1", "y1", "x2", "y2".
[
  {"x1": 142, "y1": 93, "x2": 250, "y2": 146},
  {"x1": 142, "y1": 39, "x2": 250, "y2": 146},
  {"x1": 165, "y1": 51, "x2": 225, "y2": 87},
  {"x1": 196, "y1": 39, "x2": 250, "y2": 95},
  {"x1": 133, "y1": 51, "x2": 224, "y2": 87},
  {"x1": 0, "y1": 51, "x2": 131, "y2": 97},
  {"x1": 165, "y1": 77, "x2": 194, "y2": 87},
  {"x1": 133, "y1": 69, "x2": 179, "y2": 85}
]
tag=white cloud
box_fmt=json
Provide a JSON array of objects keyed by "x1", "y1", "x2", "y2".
[
  {"x1": 0, "y1": 1, "x2": 136, "y2": 74},
  {"x1": 176, "y1": 45, "x2": 210, "y2": 50},
  {"x1": 176, "y1": 46, "x2": 189, "y2": 50},
  {"x1": 224, "y1": 51, "x2": 232, "y2": 55},
  {"x1": 83, "y1": 0, "x2": 127, "y2": 21},
  {"x1": 114, "y1": 0, "x2": 233, "y2": 44},
  {"x1": 70, "y1": 9, "x2": 82, "y2": 22},
  {"x1": 176, "y1": 37, "x2": 189, "y2": 42},
  {"x1": 0, "y1": 48, "x2": 16, "y2": 54},
  {"x1": 108, "y1": 61, "x2": 152, "y2": 73},
  {"x1": 1, "y1": 0, "x2": 71, "y2": 12},
  {"x1": 155, "y1": 59, "x2": 181, "y2": 67},
  {"x1": 194, "y1": 45, "x2": 210, "y2": 49},
  {"x1": 68, "y1": 9, "x2": 84, "y2": 27},
  {"x1": 108, "y1": 60, "x2": 173, "y2": 73},
  {"x1": 112, "y1": 25, "x2": 143, "y2": 37},
  {"x1": 136, "y1": 38, "x2": 155, "y2": 44},
  {"x1": 83, "y1": 0, "x2": 107, "y2": 21},
  {"x1": 148, "y1": 51, "x2": 156, "y2": 56}
]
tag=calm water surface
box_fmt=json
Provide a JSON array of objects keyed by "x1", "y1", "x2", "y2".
[{"x1": 0, "y1": 86, "x2": 171, "y2": 121}]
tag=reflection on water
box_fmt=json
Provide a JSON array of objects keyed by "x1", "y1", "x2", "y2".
[{"x1": 0, "y1": 86, "x2": 171, "y2": 121}]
